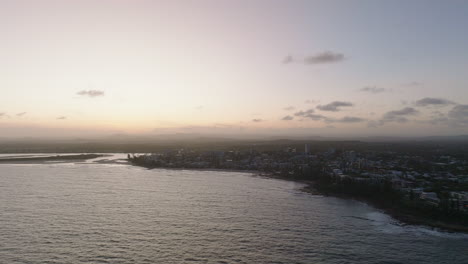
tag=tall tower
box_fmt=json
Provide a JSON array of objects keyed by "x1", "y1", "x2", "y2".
[{"x1": 305, "y1": 144, "x2": 310, "y2": 155}]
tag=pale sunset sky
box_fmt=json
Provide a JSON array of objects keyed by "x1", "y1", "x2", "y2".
[{"x1": 1, "y1": 0, "x2": 468, "y2": 138}]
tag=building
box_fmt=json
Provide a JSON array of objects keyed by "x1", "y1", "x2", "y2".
[{"x1": 305, "y1": 144, "x2": 310, "y2": 155}]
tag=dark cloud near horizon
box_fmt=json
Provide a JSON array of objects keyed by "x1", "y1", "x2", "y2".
[
  {"x1": 57, "y1": 116, "x2": 67, "y2": 120},
  {"x1": 427, "y1": 117, "x2": 450, "y2": 125},
  {"x1": 415, "y1": 97, "x2": 455, "y2": 107},
  {"x1": 368, "y1": 107, "x2": 419, "y2": 127},
  {"x1": 252, "y1": 119, "x2": 263, "y2": 123},
  {"x1": 281, "y1": 115, "x2": 294, "y2": 121},
  {"x1": 418, "y1": 104, "x2": 468, "y2": 126},
  {"x1": 360, "y1": 86, "x2": 386, "y2": 94},
  {"x1": 16, "y1": 112, "x2": 27, "y2": 117},
  {"x1": 416, "y1": 110, "x2": 446, "y2": 125},
  {"x1": 372, "y1": 104, "x2": 468, "y2": 128},
  {"x1": 448, "y1": 104, "x2": 468, "y2": 126},
  {"x1": 283, "y1": 106, "x2": 295, "y2": 111},
  {"x1": 332, "y1": 116, "x2": 367, "y2": 123},
  {"x1": 381, "y1": 107, "x2": 419, "y2": 124},
  {"x1": 304, "y1": 114, "x2": 327, "y2": 121},
  {"x1": 77, "y1": 90, "x2": 105, "y2": 97},
  {"x1": 304, "y1": 51, "x2": 345, "y2": 64},
  {"x1": 367, "y1": 120, "x2": 380, "y2": 128},
  {"x1": 317, "y1": 101, "x2": 353, "y2": 112},
  {"x1": 294, "y1": 108, "x2": 315, "y2": 117},
  {"x1": 294, "y1": 109, "x2": 327, "y2": 121}
]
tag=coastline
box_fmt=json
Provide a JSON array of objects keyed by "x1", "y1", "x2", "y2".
[
  {"x1": 131, "y1": 163, "x2": 468, "y2": 234},
  {"x1": 7, "y1": 154, "x2": 460, "y2": 235},
  {"x1": 0, "y1": 154, "x2": 107, "y2": 164},
  {"x1": 131, "y1": 164, "x2": 264, "y2": 175},
  {"x1": 302, "y1": 185, "x2": 468, "y2": 234},
  {"x1": 134, "y1": 165, "x2": 314, "y2": 184}
]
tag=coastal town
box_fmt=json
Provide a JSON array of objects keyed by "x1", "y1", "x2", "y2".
[{"x1": 128, "y1": 142, "x2": 468, "y2": 230}]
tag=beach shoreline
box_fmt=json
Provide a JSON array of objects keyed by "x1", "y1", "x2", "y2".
[{"x1": 0, "y1": 154, "x2": 107, "y2": 164}]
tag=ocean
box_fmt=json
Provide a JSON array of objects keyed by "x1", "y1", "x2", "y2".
[{"x1": 0, "y1": 155, "x2": 467, "y2": 263}]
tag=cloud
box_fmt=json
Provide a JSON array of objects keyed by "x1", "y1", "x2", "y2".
[
  {"x1": 77, "y1": 90, "x2": 105, "y2": 97},
  {"x1": 421, "y1": 111, "x2": 449, "y2": 125},
  {"x1": 283, "y1": 106, "x2": 295, "y2": 111},
  {"x1": 414, "y1": 105, "x2": 468, "y2": 127},
  {"x1": 57, "y1": 116, "x2": 67, "y2": 120},
  {"x1": 294, "y1": 109, "x2": 327, "y2": 121},
  {"x1": 414, "y1": 97, "x2": 455, "y2": 107},
  {"x1": 384, "y1": 107, "x2": 419, "y2": 118},
  {"x1": 368, "y1": 107, "x2": 419, "y2": 127},
  {"x1": 422, "y1": 116, "x2": 449, "y2": 125},
  {"x1": 281, "y1": 115, "x2": 294, "y2": 121},
  {"x1": 16, "y1": 112, "x2": 27, "y2": 117},
  {"x1": 304, "y1": 114, "x2": 327, "y2": 121},
  {"x1": 448, "y1": 104, "x2": 468, "y2": 126},
  {"x1": 304, "y1": 51, "x2": 345, "y2": 64},
  {"x1": 367, "y1": 120, "x2": 380, "y2": 128},
  {"x1": 194, "y1": 105, "x2": 204, "y2": 110},
  {"x1": 252, "y1": 119, "x2": 263, "y2": 123},
  {"x1": 317, "y1": 101, "x2": 353, "y2": 112},
  {"x1": 360, "y1": 86, "x2": 386, "y2": 94},
  {"x1": 282, "y1": 55, "x2": 294, "y2": 64},
  {"x1": 332, "y1": 116, "x2": 367, "y2": 123},
  {"x1": 381, "y1": 107, "x2": 419, "y2": 124},
  {"x1": 294, "y1": 108, "x2": 315, "y2": 116},
  {"x1": 416, "y1": 105, "x2": 468, "y2": 126}
]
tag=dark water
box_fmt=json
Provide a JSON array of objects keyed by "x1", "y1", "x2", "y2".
[{"x1": 1, "y1": 161, "x2": 467, "y2": 263}]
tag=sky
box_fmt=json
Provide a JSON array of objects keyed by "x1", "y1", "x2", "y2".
[{"x1": 1, "y1": 0, "x2": 468, "y2": 138}]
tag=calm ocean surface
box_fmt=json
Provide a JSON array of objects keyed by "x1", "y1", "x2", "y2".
[{"x1": 1, "y1": 156, "x2": 467, "y2": 263}]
